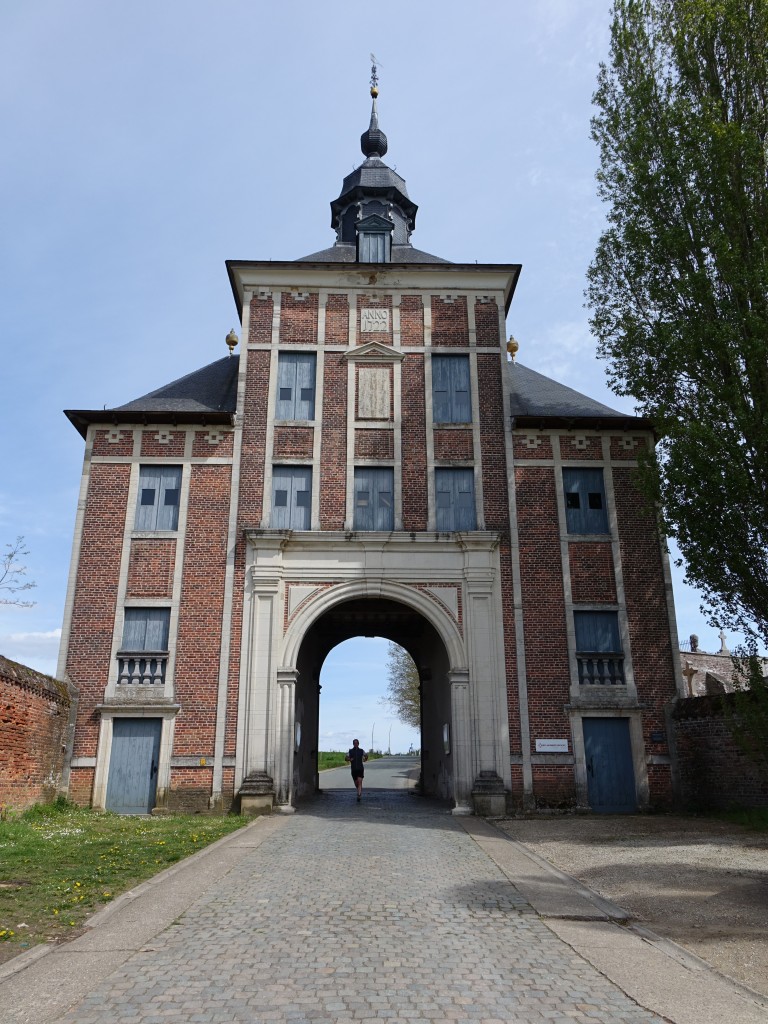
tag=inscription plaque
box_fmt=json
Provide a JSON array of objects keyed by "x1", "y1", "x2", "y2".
[{"x1": 361, "y1": 308, "x2": 390, "y2": 333}]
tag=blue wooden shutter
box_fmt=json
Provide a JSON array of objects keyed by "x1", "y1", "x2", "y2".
[
  {"x1": 276, "y1": 354, "x2": 297, "y2": 419},
  {"x1": 272, "y1": 467, "x2": 312, "y2": 529},
  {"x1": 450, "y1": 357, "x2": 471, "y2": 422},
  {"x1": 432, "y1": 357, "x2": 451, "y2": 422},
  {"x1": 353, "y1": 468, "x2": 393, "y2": 530},
  {"x1": 122, "y1": 608, "x2": 170, "y2": 651},
  {"x1": 136, "y1": 466, "x2": 181, "y2": 530},
  {"x1": 574, "y1": 611, "x2": 621, "y2": 653},
  {"x1": 435, "y1": 468, "x2": 476, "y2": 531},
  {"x1": 563, "y1": 468, "x2": 608, "y2": 534},
  {"x1": 296, "y1": 354, "x2": 316, "y2": 420}
]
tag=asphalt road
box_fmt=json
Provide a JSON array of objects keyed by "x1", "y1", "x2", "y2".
[{"x1": 319, "y1": 754, "x2": 419, "y2": 790}]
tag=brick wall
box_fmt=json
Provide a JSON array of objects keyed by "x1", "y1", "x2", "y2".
[
  {"x1": 672, "y1": 695, "x2": 768, "y2": 808},
  {"x1": 401, "y1": 354, "x2": 428, "y2": 530},
  {"x1": 0, "y1": 656, "x2": 74, "y2": 810}
]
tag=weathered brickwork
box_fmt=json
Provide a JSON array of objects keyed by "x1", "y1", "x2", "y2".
[
  {"x1": 325, "y1": 294, "x2": 349, "y2": 344},
  {"x1": 474, "y1": 299, "x2": 500, "y2": 346},
  {"x1": 399, "y1": 295, "x2": 424, "y2": 346},
  {"x1": 569, "y1": 542, "x2": 616, "y2": 604},
  {"x1": 92, "y1": 429, "x2": 133, "y2": 457},
  {"x1": 141, "y1": 430, "x2": 186, "y2": 458},
  {"x1": 0, "y1": 657, "x2": 72, "y2": 810},
  {"x1": 238, "y1": 349, "x2": 270, "y2": 528},
  {"x1": 431, "y1": 295, "x2": 468, "y2": 347},
  {"x1": 513, "y1": 433, "x2": 554, "y2": 461},
  {"x1": 173, "y1": 465, "x2": 231, "y2": 755},
  {"x1": 613, "y1": 467, "x2": 676, "y2": 801},
  {"x1": 126, "y1": 539, "x2": 176, "y2": 598},
  {"x1": 434, "y1": 429, "x2": 473, "y2": 461},
  {"x1": 68, "y1": 767, "x2": 95, "y2": 807},
  {"x1": 191, "y1": 430, "x2": 235, "y2": 458},
  {"x1": 559, "y1": 435, "x2": 602, "y2": 461},
  {"x1": 499, "y1": 536, "x2": 520, "y2": 756},
  {"x1": 610, "y1": 435, "x2": 649, "y2": 460},
  {"x1": 672, "y1": 694, "x2": 768, "y2": 808},
  {"x1": 167, "y1": 766, "x2": 216, "y2": 812},
  {"x1": 68, "y1": 463, "x2": 131, "y2": 756},
  {"x1": 354, "y1": 428, "x2": 394, "y2": 460},
  {"x1": 249, "y1": 295, "x2": 273, "y2": 345},
  {"x1": 478, "y1": 354, "x2": 509, "y2": 530},
  {"x1": 319, "y1": 354, "x2": 347, "y2": 529},
  {"x1": 516, "y1": 466, "x2": 571, "y2": 752},
  {"x1": 400, "y1": 354, "x2": 428, "y2": 530},
  {"x1": 279, "y1": 291, "x2": 318, "y2": 345},
  {"x1": 530, "y1": 765, "x2": 577, "y2": 807},
  {"x1": 273, "y1": 426, "x2": 314, "y2": 459}
]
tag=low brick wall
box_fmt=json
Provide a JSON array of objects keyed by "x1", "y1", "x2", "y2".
[
  {"x1": 671, "y1": 694, "x2": 768, "y2": 809},
  {"x1": 0, "y1": 654, "x2": 75, "y2": 811}
]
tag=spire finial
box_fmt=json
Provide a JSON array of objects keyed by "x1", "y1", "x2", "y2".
[
  {"x1": 361, "y1": 54, "x2": 388, "y2": 159},
  {"x1": 369, "y1": 53, "x2": 381, "y2": 98}
]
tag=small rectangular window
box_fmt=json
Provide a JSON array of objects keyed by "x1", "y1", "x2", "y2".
[
  {"x1": 276, "y1": 353, "x2": 316, "y2": 420},
  {"x1": 574, "y1": 610, "x2": 624, "y2": 685},
  {"x1": 563, "y1": 468, "x2": 608, "y2": 534},
  {"x1": 354, "y1": 468, "x2": 394, "y2": 530},
  {"x1": 432, "y1": 356, "x2": 472, "y2": 423},
  {"x1": 135, "y1": 467, "x2": 182, "y2": 531},
  {"x1": 435, "y1": 468, "x2": 476, "y2": 531},
  {"x1": 121, "y1": 608, "x2": 171, "y2": 652},
  {"x1": 271, "y1": 467, "x2": 312, "y2": 529}
]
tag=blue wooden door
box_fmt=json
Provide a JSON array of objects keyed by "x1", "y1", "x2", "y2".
[
  {"x1": 583, "y1": 717, "x2": 636, "y2": 813},
  {"x1": 106, "y1": 718, "x2": 162, "y2": 814}
]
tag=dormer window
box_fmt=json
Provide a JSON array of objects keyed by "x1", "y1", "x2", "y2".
[{"x1": 356, "y1": 213, "x2": 393, "y2": 263}]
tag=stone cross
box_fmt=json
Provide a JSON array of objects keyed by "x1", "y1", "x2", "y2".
[
  {"x1": 681, "y1": 661, "x2": 697, "y2": 696},
  {"x1": 718, "y1": 629, "x2": 729, "y2": 654}
]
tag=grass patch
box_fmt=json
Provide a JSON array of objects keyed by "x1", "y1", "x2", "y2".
[
  {"x1": 0, "y1": 799, "x2": 245, "y2": 958},
  {"x1": 317, "y1": 750, "x2": 385, "y2": 771}
]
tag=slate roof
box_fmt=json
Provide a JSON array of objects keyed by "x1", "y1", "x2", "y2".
[
  {"x1": 296, "y1": 244, "x2": 450, "y2": 264},
  {"x1": 65, "y1": 355, "x2": 239, "y2": 438},
  {"x1": 507, "y1": 361, "x2": 651, "y2": 429}
]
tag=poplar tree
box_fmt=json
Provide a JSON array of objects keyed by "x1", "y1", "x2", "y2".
[
  {"x1": 588, "y1": 0, "x2": 768, "y2": 651},
  {"x1": 381, "y1": 642, "x2": 421, "y2": 729}
]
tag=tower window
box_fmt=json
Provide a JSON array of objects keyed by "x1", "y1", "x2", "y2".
[
  {"x1": 358, "y1": 232, "x2": 389, "y2": 263},
  {"x1": 353, "y1": 468, "x2": 394, "y2": 530},
  {"x1": 271, "y1": 466, "x2": 312, "y2": 530},
  {"x1": 435, "y1": 468, "x2": 476, "y2": 531},
  {"x1": 432, "y1": 356, "x2": 471, "y2": 423},
  {"x1": 276, "y1": 353, "x2": 316, "y2": 420},
  {"x1": 562, "y1": 468, "x2": 609, "y2": 534},
  {"x1": 135, "y1": 466, "x2": 182, "y2": 531}
]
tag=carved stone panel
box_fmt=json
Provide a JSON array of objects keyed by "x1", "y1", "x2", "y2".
[{"x1": 358, "y1": 366, "x2": 390, "y2": 420}]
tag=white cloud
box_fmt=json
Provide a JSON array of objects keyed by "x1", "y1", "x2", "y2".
[{"x1": 0, "y1": 627, "x2": 61, "y2": 676}]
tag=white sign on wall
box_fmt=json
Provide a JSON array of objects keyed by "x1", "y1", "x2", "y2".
[
  {"x1": 361, "y1": 308, "x2": 390, "y2": 333},
  {"x1": 535, "y1": 739, "x2": 569, "y2": 753}
]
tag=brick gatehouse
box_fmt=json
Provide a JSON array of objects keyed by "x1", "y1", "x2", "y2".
[{"x1": 58, "y1": 84, "x2": 683, "y2": 815}]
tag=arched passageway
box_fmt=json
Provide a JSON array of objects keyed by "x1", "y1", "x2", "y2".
[{"x1": 292, "y1": 598, "x2": 453, "y2": 803}]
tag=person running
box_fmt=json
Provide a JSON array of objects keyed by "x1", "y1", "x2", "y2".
[{"x1": 345, "y1": 738, "x2": 368, "y2": 802}]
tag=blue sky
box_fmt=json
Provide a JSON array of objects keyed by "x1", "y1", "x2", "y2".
[{"x1": 0, "y1": 1, "x2": 726, "y2": 754}]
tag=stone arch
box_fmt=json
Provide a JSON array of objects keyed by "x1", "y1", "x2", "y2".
[{"x1": 281, "y1": 578, "x2": 466, "y2": 672}]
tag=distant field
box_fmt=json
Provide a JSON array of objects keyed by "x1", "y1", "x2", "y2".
[{"x1": 318, "y1": 751, "x2": 384, "y2": 771}]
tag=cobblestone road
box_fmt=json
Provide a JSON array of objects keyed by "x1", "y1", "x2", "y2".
[{"x1": 61, "y1": 791, "x2": 663, "y2": 1023}]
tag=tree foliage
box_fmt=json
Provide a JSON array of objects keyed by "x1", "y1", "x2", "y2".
[
  {"x1": 588, "y1": 0, "x2": 768, "y2": 647},
  {"x1": 381, "y1": 642, "x2": 420, "y2": 729},
  {"x1": 0, "y1": 536, "x2": 36, "y2": 608}
]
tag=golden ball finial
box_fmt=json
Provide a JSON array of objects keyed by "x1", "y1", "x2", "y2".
[
  {"x1": 225, "y1": 328, "x2": 239, "y2": 355},
  {"x1": 506, "y1": 335, "x2": 519, "y2": 361},
  {"x1": 370, "y1": 85, "x2": 379, "y2": 98}
]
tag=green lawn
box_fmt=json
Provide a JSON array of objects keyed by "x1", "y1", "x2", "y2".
[
  {"x1": 318, "y1": 750, "x2": 384, "y2": 771},
  {"x1": 0, "y1": 800, "x2": 245, "y2": 960}
]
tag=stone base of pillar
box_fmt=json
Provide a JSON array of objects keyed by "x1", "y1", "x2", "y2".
[
  {"x1": 238, "y1": 771, "x2": 275, "y2": 816},
  {"x1": 471, "y1": 771, "x2": 507, "y2": 817}
]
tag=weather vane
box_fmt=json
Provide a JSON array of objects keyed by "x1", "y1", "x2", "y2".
[{"x1": 369, "y1": 53, "x2": 383, "y2": 95}]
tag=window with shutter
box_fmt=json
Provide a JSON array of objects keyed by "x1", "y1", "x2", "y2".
[
  {"x1": 353, "y1": 468, "x2": 394, "y2": 531},
  {"x1": 271, "y1": 467, "x2": 312, "y2": 530},
  {"x1": 574, "y1": 610, "x2": 624, "y2": 685},
  {"x1": 121, "y1": 608, "x2": 170, "y2": 652},
  {"x1": 135, "y1": 466, "x2": 182, "y2": 531},
  {"x1": 435, "y1": 468, "x2": 476, "y2": 531},
  {"x1": 276, "y1": 353, "x2": 316, "y2": 420},
  {"x1": 562, "y1": 468, "x2": 609, "y2": 534},
  {"x1": 432, "y1": 356, "x2": 471, "y2": 423}
]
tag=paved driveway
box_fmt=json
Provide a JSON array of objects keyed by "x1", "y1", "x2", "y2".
[{"x1": 50, "y1": 790, "x2": 662, "y2": 1024}]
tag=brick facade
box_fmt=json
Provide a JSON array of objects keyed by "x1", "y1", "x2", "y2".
[
  {"x1": 60, "y1": 268, "x2": 681, "y2": 815},
  {"x1": 0, "y1": 656, "x2": 74, "y2": 811}
]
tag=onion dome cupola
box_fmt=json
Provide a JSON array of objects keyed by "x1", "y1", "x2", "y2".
[
  {"x1": 331, "y1": 78, "x2": 417, "y2": 263},
  {"x1": 297, "y1": 61, "x2": 448, "y2": 265}
]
